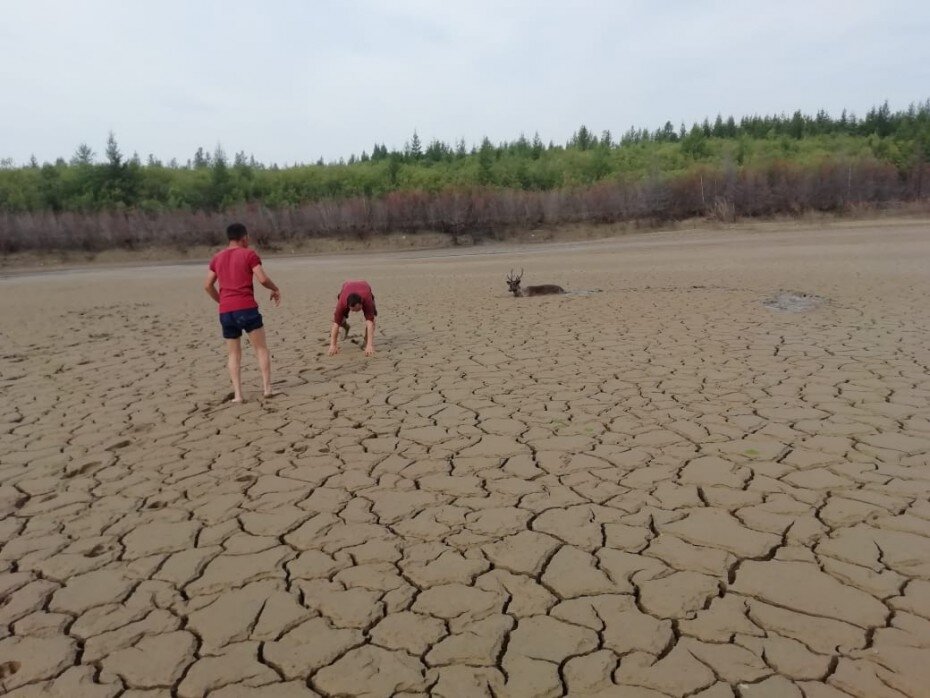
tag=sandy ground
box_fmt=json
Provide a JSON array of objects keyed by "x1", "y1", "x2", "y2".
[{"x1": 1, "y1": 220, "x2": 929, "y2": 697}]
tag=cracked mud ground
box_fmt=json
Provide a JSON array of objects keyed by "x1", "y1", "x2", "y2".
[{"x1": 1, "y1": 222, "x2": 929, "y2": 698}]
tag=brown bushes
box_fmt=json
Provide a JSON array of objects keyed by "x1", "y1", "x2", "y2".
[{"x1": 0, "y1": 159, "x2": 925, "y2": 255}]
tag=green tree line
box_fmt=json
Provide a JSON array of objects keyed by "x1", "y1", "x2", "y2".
[{"x1": 1, "y1": 100, "x2": 928, "y2": 215}]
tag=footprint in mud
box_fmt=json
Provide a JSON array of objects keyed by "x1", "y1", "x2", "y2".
[
  {"x1": 65, "y1": 460, "x2": 101, "y2": 478},
  {"x1": 85, "y1": 543, "x2": 108, "y2": 558},
  {"x1": 0, "y1": 661, "x2": 21, "y2": 682}
]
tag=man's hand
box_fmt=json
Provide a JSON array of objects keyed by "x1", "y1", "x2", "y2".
[
  {"x1": 328, "y1": 344, "x2": 340, "y2": 356},
  {"x1": 270, "y1": 289, "x2": 281, "y2": 306},
  {"x1": 364, "y1": 344, "x2": 375, "y2": 357}
]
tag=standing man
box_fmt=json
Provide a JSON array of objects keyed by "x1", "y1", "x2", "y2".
[
  {"x1": 204, "y1": 222, "x2": 282, "y2": 402},
  {"x1": 329, "y1": 280, "x2": 377, "y2": 356}
]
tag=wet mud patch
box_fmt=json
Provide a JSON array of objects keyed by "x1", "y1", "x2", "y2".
[{"x1": 762, "y1": 290, "x2": 826, "y2": 312}]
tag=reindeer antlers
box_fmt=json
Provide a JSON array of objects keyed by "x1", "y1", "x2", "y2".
[{"x1": 506, "y1": 268, "x2": 524, "y2": 282}]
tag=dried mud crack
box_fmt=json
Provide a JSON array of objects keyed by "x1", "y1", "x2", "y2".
[{"x1": 1, "y1": 222, "x2": 929, "y2": 697}]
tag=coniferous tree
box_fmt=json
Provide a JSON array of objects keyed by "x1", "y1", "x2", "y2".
[
  {"x1": 101, "y1": 132, "x2": 129, "y2": 205},
  {"x1": 209, "y1": 146, "x2": 230, "y2": 210},
  {"x1": 70, "y1": 143, "x2": 95, "y2": 166},
  {"x1": 531, "y1": 133, "x2": 544, "y2": 159},
  {"x1": 477, "y1": 137, "x2": 494, "y2": 184},
  {"x1": 572, "y1": 125, "x2": 593, "y2": 150},
  {"x1": 788, "y1": 110, "x2": 805, "y2": 139},
  {"x1": 105, "y1": 132, "x2": 122, "y2": 168},
  {"x1": 193, "y1": 147, "x2": 209, "y2": 169},
  {"x1": 409, "y1": 131, "x2": 422, "y2": 160}
]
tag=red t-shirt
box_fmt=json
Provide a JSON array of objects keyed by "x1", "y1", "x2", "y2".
[
  {"x1": 209, "y1": 247, "x2": 262, "y2": 313},
  {"x1": 333, "y1": 280, "x2": 376, "y2": 324}
]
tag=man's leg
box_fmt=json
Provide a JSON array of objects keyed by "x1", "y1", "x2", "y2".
[
  {"x1": 226, "y1": 338, "x2": 244, "y2": 402},
  {"x1": 247, "y1": 327, "x2": 273, "y2": 397}
]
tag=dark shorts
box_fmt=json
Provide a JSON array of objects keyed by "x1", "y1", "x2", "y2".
[{"x1": 219, "y1": 307, "x2": 263, "y2": 339}]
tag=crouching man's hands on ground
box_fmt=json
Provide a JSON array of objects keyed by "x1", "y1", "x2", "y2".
[{"x1": 328, "y1": 321, "x2": 376, "y2": 357}]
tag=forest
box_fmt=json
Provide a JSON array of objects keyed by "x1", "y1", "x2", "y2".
[{"x1": 1, "y1": 100, "x2": 928, "y2": 253}]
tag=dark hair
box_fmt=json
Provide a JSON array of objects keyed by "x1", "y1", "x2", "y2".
[
  {"x1": 347, "y1": 293, "x2": 362, "y2": 307},
  {"x1": 226, "y1": 222, "x2": 248, "y2": 241}
]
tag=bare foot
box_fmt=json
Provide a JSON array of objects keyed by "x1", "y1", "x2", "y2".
[{"x1": 262, "y1": 390, "x2": 278, "y2": 399}]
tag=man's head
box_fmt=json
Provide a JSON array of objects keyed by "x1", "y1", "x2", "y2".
[
  {"x1": 227, "y1": 222, "x2": 249, "y2": 245},
  {"x1": 347, "y1": 293, "x2": 363, "y2": 312}
]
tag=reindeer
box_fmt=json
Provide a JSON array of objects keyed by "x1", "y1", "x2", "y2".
[{"x1": 506, "y1": 269, "x2": 565, "y2": 297}]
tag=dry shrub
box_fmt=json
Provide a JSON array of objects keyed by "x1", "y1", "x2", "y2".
[
  {"x1": 0, "y1": 158, "x2": 923, "y2": 255},
  {"x1": 710, "y1": 197, "x2": 736, "y2": 222}
]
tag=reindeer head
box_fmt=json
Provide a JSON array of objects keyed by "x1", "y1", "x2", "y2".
[{"x1": 506, "y1": 268, "x2": 524, "y2": 296}]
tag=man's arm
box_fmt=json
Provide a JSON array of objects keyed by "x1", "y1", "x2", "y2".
[
  {"x1": 364, "y1": 318, "x2": 376, "y2": 356},
  {"x1": 204, "y1": 270, "x2": 220, "y2": 303},
  {"x1": 253, "y1": 265, "x2": 281, "y2": 306},
  {"x1": 328, "y1": 322, "x2": 341, "y2": 355}
]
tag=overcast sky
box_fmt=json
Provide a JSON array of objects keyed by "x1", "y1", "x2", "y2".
[{"x1": 2, "y1": 0, "x2": 928, "y2": 166}]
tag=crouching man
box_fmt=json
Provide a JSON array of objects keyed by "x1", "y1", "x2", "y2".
[{"x1": 329, "y1": 280, "x2": 377, "y2": 357}]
